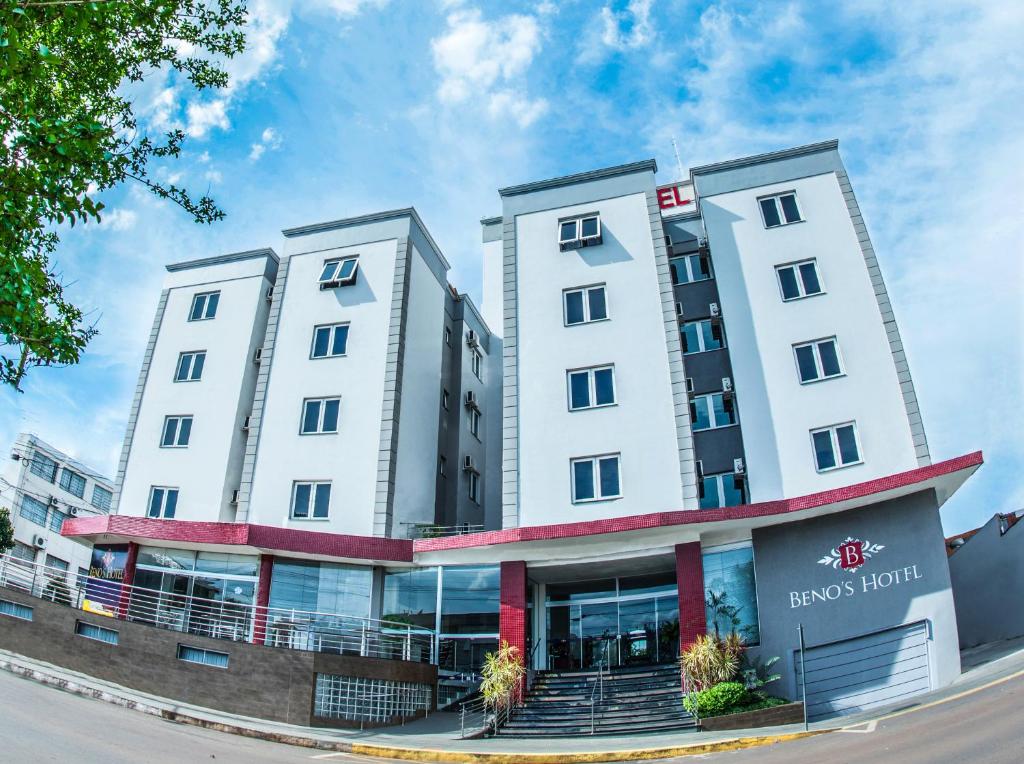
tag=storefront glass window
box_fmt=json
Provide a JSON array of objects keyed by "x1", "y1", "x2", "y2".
[
  {"x1": 440, "y1": 565, "x2": 499, "y2": 635},
  {"x1": 703, "y1": 546, "x2": 760, "y2": 645},
  {"x1": 268, "y1": 560, "x2": 372, "y2": 618},
  {"x1": 382, "y1": 567, "x2": 438, "y2": 630}
]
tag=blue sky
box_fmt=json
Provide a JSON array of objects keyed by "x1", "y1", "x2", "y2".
[{"x1": 2, "y1": 0, "x2": 1020, "y2": 535}]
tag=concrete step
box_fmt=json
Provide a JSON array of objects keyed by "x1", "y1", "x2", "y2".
[
  {"x1": 525, "y1": 685, "x2": 681, "y2": 703},
  {"x1": 496, "y1": 717, "x2": 698, "y2": 737},
  {"x1": 512, "y1": 699, "x2": 687, "y2": 718}
]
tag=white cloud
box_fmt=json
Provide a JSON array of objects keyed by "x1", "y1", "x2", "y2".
[
  {"x1": 600, "y1": 0, "x2": 655, "y2": 50},
  {"x1": 431, "y1": 7, "x2": 547, "y2": 125},
  {"x1": 249, "y1": 126, "x2": 284, "y2": 161},
  {"x1": 102, "y1": 208, "x2": 138, "y2": 231}
]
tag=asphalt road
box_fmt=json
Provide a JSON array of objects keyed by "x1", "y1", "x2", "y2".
[
  {"x1": 662, "y1": 672, "x2": 1024, "y2": 764},
  {"x1": 0, "y1": 669, "x2": 1021, "y2": 763}
]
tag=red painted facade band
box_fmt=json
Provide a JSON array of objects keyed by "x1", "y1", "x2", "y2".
[
  {"x1": 675, "y1": 542, "x2": 706, "y2": 654},
  {"x1": 253, "y1": 554, "x2": 274, "y2": 645},
  {"x1": 499, "y1": 560, "x2": 528, "y2": 698}
]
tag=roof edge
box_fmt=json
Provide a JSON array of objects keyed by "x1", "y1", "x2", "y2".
[
  {"x1": 499, "y1": 159, "x2": 658, "y2": 197},
  {"x1": 166, "y1": 247, "x2": 278, "y2": 273},
  {"x1": 690, "y1": 140, "x2": 840, "y2": 178}
]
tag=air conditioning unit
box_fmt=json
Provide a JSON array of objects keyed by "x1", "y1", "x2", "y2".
[
  {"x1": 675, "y1": 302, "x2": 684, "y2": 318},
  {"x1": 466, "y1": 329, "x2": 479, "y2": 348},
  {"x1": 48, "y1": 496, "x2": 59, "y2": 508},
  {"x1": 32, "y1": 534, "x2": 47, "y2": 549},
  {"x1": 242, "y1": 416, "x2": 251, "y2": 431},
  {"x1": 68, "y1": 506, "x2": 80, "y2": 518},
  {"x1": 722, "y1": 376, "x2": 733, "y2": 392},
  {"x1": 733, "y1": 458, "x2": 745, "y2": 475},
  {"x1": 463, "y1": 455, "x2": 477, "y2": 473},
  {"x1": 464, "y1": 390, "x2": 479, "y2": 409},
  {"x1": 265, "y1": 286, "x2": 274, "y2": 303},
  {"x1": 685, "y1": 377, "x2": 694, "y2": 393},
  {"x1": 695, "y1": 459, "x2": 704, "y2": 480},
  {"x1": 698, "y1": 238, "x2": 710, "y2": 256},
  {"x1": 253, "y1": 347, "x2": 263, "y2": 364},
  {"x1": 709, "y1": 302, "x2": 720, "y2": 317},
  {"x1": 230, "y1": 489, "x2": 240, "y2": 505}
]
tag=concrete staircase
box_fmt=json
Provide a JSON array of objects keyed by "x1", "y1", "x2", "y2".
[{"x1": 496, "y1": 663, "x2": 697, "y2": 737}]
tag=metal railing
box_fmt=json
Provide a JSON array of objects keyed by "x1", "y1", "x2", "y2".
[
  {"x1": 589, "y1": 644, "x2": 609, "y2": 734},
  {"x1": 402, "y1": 522, "x2": 486, "y2": 539},
  {"x1": 459, "y1": 695, "x2": 490, "y2": 738},
  {"x1": 0, "y1": 553, "x2": 435, "y2": 662}
]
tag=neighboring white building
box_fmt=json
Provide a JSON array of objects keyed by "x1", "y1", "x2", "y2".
[{"x1": 2, "y1": 433, "x2": 113, "y2": 579}]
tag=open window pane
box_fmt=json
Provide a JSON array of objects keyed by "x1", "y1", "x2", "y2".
[
  {"x1": 760, "y1": 198, "x2": 781, "y2": 227},
  {"x1": 569, "y1": 372, "x2": 590, "y2": 409},
  {"x1": 694, "y1": 255, "x2": 712, "y2": 280},
  {"x1": 723, "y1": 476, "x2": 746, "y2": 506},
  {"x1": 836, "y1": 425, "x2": 859, "y2": 464},
  {"x1": 293, "y1": 484, "x2": 311, "y2": 518},
  {"x1": 331, "y1": 325, "x2": 349, "y2": 355},
  {"x1": 780, "y1": 194, "x2": 801, "y2": 223},
  {"x1": 669, "y1": 258, "x2": 687, "y2": 285},
  {"x1": 593, "y1": 368, "x2": 615, "y2": 405},
  {"x1": 573, "y1": 460, "x2": 595, "y2": 501},
  {"x1": 337, "y1": 259, "x2": 357, "y2": 280},
  {"x1": 319, "y1": 261, "x2": 339, "y2": 281},
  {"x1": 682, "y1": 323, "x2": 699, "y2": 354},
  {"x1": 313, "y1": 484, "x2": 331, "y2": 518},
  {"x1": 302, "y1": 401, "x2": 321, "y2": 434},
  {"x1": 813, "y1": 431, "x2": 836, "y2": 470},
  {"x1": 587, "y1": 287, "x2": 607, "y2": 320},
  {"x1": 699, "y1": 477, "x2": 721, "y2": 509},
  {"x1": 580, "y1": 217, "x2": 599, "y2": 238},
  {"x1": 690, "y1": 397, "x2": 711, "y2": 430},
  {"x1": 795, "y1": 345, "x2": 819, "y2": 382},
  {"x1": 565, "y1": 291, "x2": 585, "y2": 324},
  {"x1": 702, "y1": 321, "x2": 723, "y2": 351},
  {"x1": 818, "y1": 341, "x2": 841, "y2": 377},
  {"x1": 322, "y1": 399, "x2": 340, "y2": 432},
  {"x1": 598, "y1": 457, "x2": 620, "y2": 497},
  {"x1": 559, "y1": 221, "x2": 577, "y2": 242}
]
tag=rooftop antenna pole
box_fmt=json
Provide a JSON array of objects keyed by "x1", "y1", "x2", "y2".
[{"x1": 671, "y1": 136, "x2": 685, "y2": 182}]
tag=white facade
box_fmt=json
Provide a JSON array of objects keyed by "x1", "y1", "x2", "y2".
[{"x1": 2, "y1": 433, "x2": 112, "y2": 575}]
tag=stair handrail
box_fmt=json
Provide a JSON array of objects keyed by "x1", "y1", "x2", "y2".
[
  {"x1": 589, "y1": 651, "x2": 607, "y2": 735},
  {"x1": 459, "y1": 695, "x2": 489, "y2": 739}
]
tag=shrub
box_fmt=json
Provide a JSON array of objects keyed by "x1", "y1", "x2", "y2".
[
  {"x1": 683, "y1": 681, "x2": 750, "y2": 717},
  {"x1": 480, "y1": 640, "x2": 526, "y2": 712},
  {"x1": 680, "y1": 634, "x2": 743, "y2": 690}
]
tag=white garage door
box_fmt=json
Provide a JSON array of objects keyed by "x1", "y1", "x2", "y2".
[{"x1": 796, "y1": 621, "x2": 931, "y2": 721}]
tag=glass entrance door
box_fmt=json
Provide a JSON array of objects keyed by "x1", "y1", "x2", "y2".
[{"x1": 580, "y1": 601, "x2": 618, "y2": 669}]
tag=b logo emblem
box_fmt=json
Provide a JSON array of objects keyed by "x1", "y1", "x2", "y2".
[
  {"x1": 838, "y1": 541, "x2": 865, "y2": 570},
  {"x1": 819, "y1": 537, "x2": 884, "y2": 573}
]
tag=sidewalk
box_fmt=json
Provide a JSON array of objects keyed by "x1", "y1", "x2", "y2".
[{"x1": 3, "y1": 636, "x2": 1023, "y2": 763}]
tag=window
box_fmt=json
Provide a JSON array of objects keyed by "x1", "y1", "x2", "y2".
[
  {"x1": 292, "y1": 481, "x2": 331, "y2": 519},
  {"x1": 794, "y1": 337, "x2": 843, "y2": 383},
  {"x1": 699, "y1": 473, "x2": 748, "y2": 509},
  {"x1": 76, "y1": 621, "x2": 119, "y2": 645},
  {"x1": 318, "y1": 256, "x2": 359, "y2": 288},
  {"x1": 775, "y1": 259, "x2": 823, "y2": 301},
  {"x1": 669, "y1": 253, "x2": 713, "y2": 285},
  {"x1": 558, "y1": 214, "x2": 602, "y2": 250},
  {"x1": 175, "y1": 351, "x2": 206, "y2": 382},
  {"x1": 468, "y1": 471, "x2": 480, "y2": 503},
  {"x1": 563, "y1": 285, "x2": 608, "y2": 326},
  {"x1": 161, "y1": 415, "x2": 193, "y2": 447},
  {"x1": 468, "y1": 407, "x2": 482, "y2": 438},
  {"x1": 311, "y1": 322, "x2": 350, "y2": 358},
  {"x1": 45, "y1": 555, "x2": 68, "y2": 575},
  {"x1": 571, "y1": 454, "x2": 621, "y2": 503},
  {"x1": 703, "y1": 546, "x2": 760, "y2": 644},
  {"x1": 268, "y1": 560, "x2": 372, "y2": 620},
  {"x1": 811, "y1": 422, "x2": 862, "y2": 471},
  {"x1": 439, "y1": 456, "x2": 447, "y2": 477},
  {"x1": 177, "y1": 644, "x2": 229, "y2": 668},
  {"x1": 690, "y1": 393, "x2": 737, "y2": 431},
  {"x1": 470, "y1": 349, "x2": 483, "y2": 381},
  {"x1": 59, "y1": 468, "x2": 86, "y2": 498},
  {"x1": 48, "y1": 509, "x2": 67, "y2": 534},
  {"x1": 444, "y1": 326, "x2": 452, "y2": 346},
  {"x1": 91, "y1": 485, "x2": 112, "y2": 512},
  {"x1": 0, "y1": 599, "x2": 33, "y2": 621},
  {"x1": 301, "y1": 397, "x2": 341, "y2": 435},
  {"x1": 759, "y1": 192, "x2": 802, "y2": 228},
  {"x1": 19, "y1": 495, "x2": 48, "y2": 526},
  {"x1": 147, "y1": 486, "x2": 179, "y2": 518},
  {"x1": 28, "y1": 451, "x2": 57, "y2": 482},
  {"x1": 567, "y1": 365, "x2": 616, "y2": 411},
  {"x1": 442, "y1": 389, "x2": 450, "y2": 410},
  {"x1": 77, "y1": 567, "x2": 89, "y2": 588},
  {"x1": 681, "y1": 319, "x2": 725, "y2": 354},
  {"x1": 188, "y1": 291, "x2": 220, "y2": 321}
]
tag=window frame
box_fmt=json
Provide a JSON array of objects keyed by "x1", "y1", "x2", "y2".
[
  {"x1": 299, "y1": 396, "x2": 342, "y2": 435},
  {"x1": 689, "y1": 392, "x2": 738, "y2": 432},
  {"x1": 669, "y1": 253, "x2": 714, "y2": 285},
  {"x1": 160, "y1": 415, "x2": 193, "y2": 448},
  {"x1": 810, "y1": 421, "x2": 863, "y2": 472},
  {"x1": 91, "y1": 484, "x2": 113, "y2": 512},
  {"x1": 59, "y1": 468, "x2": 86, "y2": 498},
  {"x1": 147, "y1": 486, "x2": 179, "y2": 519},
  {"x1": 317, "y1": 256, "x2": 360, "y2": 288},
  {"x1": 562, "y1": 284, "x2": 609, "y2": 326},
  {"x1": 558, "y1": 214, "x2": 602, "y2": 249},
  {"x1": 681, "y1": 318, "x2": 726, "y2": 355},
  {"x1": 290, "y1": 480, "x2": 332, "y2": 520},
  {"x1": 793, "y1": 336, "x2": 844, "y2": 384},
  {"x1": 758, "y1": 191, "x2": 803, "y2": 228},
  {"x1": 698, "y1": 472, "x2": 748, "y2": 509},
  {"x1": 775, "y1": 259, "x2": 825, "y2": 302},
  {"x1": 470, "y1": 348, "x2": 483, "y2": 381},
  {"x1": 468, "y1": 470, "x2": 480, "y2": 504},
  {"x1": 566, "y1": 364, "x2": 617, "y2": 412},
  {"x1": 468, "y1": 407, "x2": 481, "y2": 439},
  {"x1": 309, "y1": 322, "x2": 351, "y2": 359},
  {"x1": 188, "y1": 291, "x2": 220, "y2": 321},
  {"x1": 29, "y1": 450, "x2": 58, "y2": 482},
  {"x1": 570, "y1": 453, "x2": 623, "y2": 504},
  {"x1": 174, "y1": 350, "x2": 206, "y2": 382}
]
